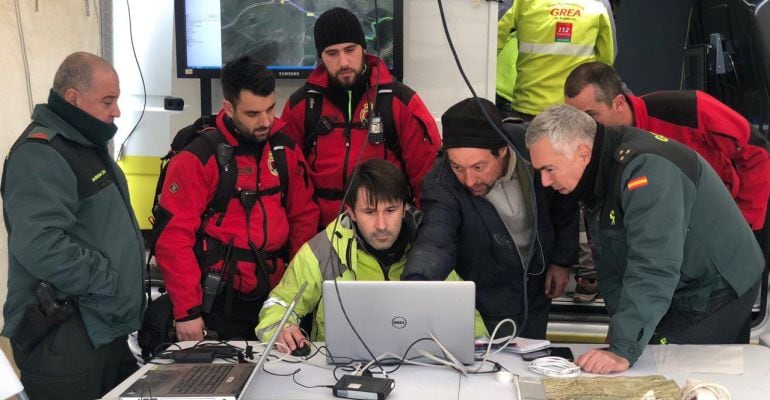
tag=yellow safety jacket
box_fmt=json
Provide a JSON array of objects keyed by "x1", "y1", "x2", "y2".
[
  {"x1": 498, "y1": 0, "x2": 615, "y2": 115},
  {"x1": 255, "y1": 210, "x2": 489, "y2": 342},
  {"x1": 496, "y1": 33, "x2": 518, "y2": 103}
]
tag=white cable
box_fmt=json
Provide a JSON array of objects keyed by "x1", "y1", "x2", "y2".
[
  {"x1": 268, "y1": 341, "x2": 301, "y2": 363},
  {"x1": 528, "y1": 356, "x2": 581, "y2": 378},
  {"x1": 473, "y1": 318, "x2": 517, "y2": 374},
  {"x1": 428, "y1": 332, "x2": 468, "y2": 372},
  {"x1": 680, "y1": 380, "x2": 731, "y2": 400},
  {"x1": 417, "y1": 349, "x2": 469, "y2": 375}
]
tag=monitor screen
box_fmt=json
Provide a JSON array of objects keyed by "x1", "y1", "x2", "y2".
[{"x1": 175, "y1": 0, "x2": 403, "y2": 80}]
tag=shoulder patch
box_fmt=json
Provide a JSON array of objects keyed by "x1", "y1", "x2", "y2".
[
  {"x1": 614, "y1": 146, "x2": 637, "y2": 164},
  {"x1": 626, "y1": 176, "x2": 649, "y2": 191},
  {"x1": 24, "y1": 126, "x2": 58, "y2": 143},
  {"x1": 28, "y1": 132, "x2": 50, "y2": 141}
]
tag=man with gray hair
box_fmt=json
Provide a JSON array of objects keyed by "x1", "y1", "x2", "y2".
[
  {"x1": 2, "y1": 52, "x2": 144, "y2": 399},
  {"x1": 526, "y1": 104, "x2": 763, "y2": 374}
]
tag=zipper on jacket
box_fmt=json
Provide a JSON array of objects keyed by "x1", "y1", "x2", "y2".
[
  {"x1": 380, "y1": 262, "x2": 391, "y2": 281},
  {"x1": 341, "y1": 90, "x2": 353, "y2": 191}
]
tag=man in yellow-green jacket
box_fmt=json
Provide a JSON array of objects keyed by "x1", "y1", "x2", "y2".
[
  {"x1": 498, "y1": 0, "x2": 615, "y2": 118},
  {"x1": 255, "y1": 159, "x2": 487, "y2": 353}
]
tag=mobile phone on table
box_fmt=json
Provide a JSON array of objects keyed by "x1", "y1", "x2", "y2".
[
  {"x1": 548, "y1": 347, "x2": 574, "y2": 361},
  {"x1": 521, "y1": 349, "x2": 551, "y2": 361},
  {"x1": 521, "y1": 347, "x2": 574, "y2": 361}
]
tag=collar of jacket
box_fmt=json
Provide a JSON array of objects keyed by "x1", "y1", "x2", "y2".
[
  {"x1": 624, "y1": 92, "x2": 649, "y2": 128},
  {"x1": 574, "y1": 124, "x2": 622, "y2": 207},
  {"x1": 328, "y1": 205, "x2": 422, "y2": 267},
  {"x1": 306, "y1": 54, "x2": 394, "y2": 90},
  {"x1": 41, "y1": 89, "x2": 118, "y2": 148},
  {"x1": 214, "y1": 108, "x2": 287, "y2": 147}
]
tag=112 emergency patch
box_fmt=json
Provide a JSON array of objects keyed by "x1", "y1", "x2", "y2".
[{"x1": 555, "y1": 22, "x2": 573, "y2": 42}]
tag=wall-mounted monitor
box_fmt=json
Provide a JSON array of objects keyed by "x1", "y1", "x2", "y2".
[{"x1": 174, "y1": 0, "x2": 403, "y2": 80}]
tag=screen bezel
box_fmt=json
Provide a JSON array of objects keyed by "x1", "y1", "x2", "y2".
[{"x1": 174, "y1": 0, "x2": 404, "y2": 80}]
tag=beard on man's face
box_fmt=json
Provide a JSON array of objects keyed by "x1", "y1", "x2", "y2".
[
  {"x1": 330, "y1": 63, "x2": 365, "y2": 89},
  {"x1": 233, "y1": 116, "x2": 270, "y2": 143}
]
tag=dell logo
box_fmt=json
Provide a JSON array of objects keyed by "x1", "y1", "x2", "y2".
[{"x1": 391, "y1": 316, "x2": 407, "y2": 329}]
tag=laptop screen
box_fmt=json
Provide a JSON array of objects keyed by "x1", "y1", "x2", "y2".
[
  {"x1": 120, "y1": 282, "x2": 307, "y2": 400},
  {"x1": 322, "y1": 281, "x2": 476, "y2": 364}
]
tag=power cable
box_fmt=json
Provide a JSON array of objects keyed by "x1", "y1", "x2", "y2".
[
  {"x1": 116, "y1": 0, "x2": 147, "y2": 160},
  {"x1": 14, "y1": 0, "x2": 34, "y2": 116},
  {"x1": 435, "y1": 0, "x2": 538, "y2": 336}
]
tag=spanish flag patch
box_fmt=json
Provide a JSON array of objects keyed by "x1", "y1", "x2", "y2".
[{"x1": 627, "y1": 176, "x2": 649, "y2": 191}]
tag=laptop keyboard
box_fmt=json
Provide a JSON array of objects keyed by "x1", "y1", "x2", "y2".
[{"x1": 171, "y1": 365, "x2": 234, "y2": 394}]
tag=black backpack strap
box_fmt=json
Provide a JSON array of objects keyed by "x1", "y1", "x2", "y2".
[
  {"x1": 376, "y1": 85, "x2": 414, "y2": 199},
  {"x1": 196, "y1": 129, "x2": 237, "y2": 221},
  {"x1": 304, "y1": 85, "x2": 324, "y2": 155},
  {"x1": 376, "y1": 85, "x2": 397, "y2": 155},
  {"x1": 268, "y1": 133, "x2": 291, "y2": 210}
]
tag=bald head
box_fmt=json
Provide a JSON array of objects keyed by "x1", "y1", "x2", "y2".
[
  {"x1": 53, "y1": 52, "x2": 116, "y2": 95},
  {"x1": 53, "y1": 52, "x2": 121, "y2": 124}
]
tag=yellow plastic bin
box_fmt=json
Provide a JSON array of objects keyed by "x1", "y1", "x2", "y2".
[{"x1": 117, "y1": 155, "x2": 162, "y2": 231}]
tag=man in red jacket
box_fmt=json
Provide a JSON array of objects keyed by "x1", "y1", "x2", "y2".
[
  {"x1": 154, "y1": 56, "x2": 319, "y2": 341},
  {"x1": 281, "y1": 7, "x2": 441, "y2": 226},
  {"x1": 565, "y1": 61, "x2": 770, "y2": 230}
]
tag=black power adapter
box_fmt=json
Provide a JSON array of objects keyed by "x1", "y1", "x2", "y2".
[{"x1": 332, "y1": 375, "x2": 395, "y2": 400}]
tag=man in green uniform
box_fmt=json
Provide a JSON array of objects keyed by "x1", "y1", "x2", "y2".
[
  {"x1": 526, "y1": 104, "x2": 763, "y2": 374},
  {"x1": 2, "y1": 52, "x2": 144, "y2": 399}
]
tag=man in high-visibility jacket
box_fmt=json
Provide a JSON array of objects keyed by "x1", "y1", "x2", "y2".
[
  {"x1": 255, "y1": 159, "x2": 487, "y2": 353},
  {"x1": 497, "y1": 0, "x2": 615, "y2": 118}
]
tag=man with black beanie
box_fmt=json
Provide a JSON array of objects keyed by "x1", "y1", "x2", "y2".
[
  {"x1": 402, "y1": 98, "x2": 577, "y2": 339},
  {"x1": 280, "y1": 7, "x2": 441, "y2": 228}
]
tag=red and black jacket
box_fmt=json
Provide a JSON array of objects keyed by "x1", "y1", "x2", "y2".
[
  {"x1": 155, "y1": 110, "x2": 319, "y2": 320},
  {"x1": 280, "y1": 54, "x2": 441, "y2": 226},
  {"x1": 628, "y1": 91, "x2": 770, "y2": 229}
]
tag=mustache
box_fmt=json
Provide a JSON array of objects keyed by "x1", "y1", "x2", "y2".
[{"x1": 336, "y1": 68, "x2": 356, "y2": 76}]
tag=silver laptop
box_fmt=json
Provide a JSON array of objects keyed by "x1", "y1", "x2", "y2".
[
  {"x1": 323, "y1": 280, "x2": 476, "y2": 365},
  {"x1": 120, "y1": 282, "x2": 307, "y2": 400}
]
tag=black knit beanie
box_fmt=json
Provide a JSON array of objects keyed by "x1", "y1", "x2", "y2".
[
  {"x1": 441, "y1": 98, "x2": 508, "y2": 150},
  {"x1": 314, "y1": 7, "x2": 367, "y2": 57}
]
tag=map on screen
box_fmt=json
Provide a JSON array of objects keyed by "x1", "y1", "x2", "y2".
[{"x1": 220, "y1": 0, "x2": 396, "y2": 71}]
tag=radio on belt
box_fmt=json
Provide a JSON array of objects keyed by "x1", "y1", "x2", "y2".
[{"x1": 332, "y1": 375, "x2": 395, "y2": 400}]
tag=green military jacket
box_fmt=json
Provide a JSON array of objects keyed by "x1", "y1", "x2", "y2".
[
  {"x1": 584, "y1": 126, "x2": 763, "y2": 364},
  {"x1": 2, "y1": 104, "x2": 145, "y2": 348}
]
